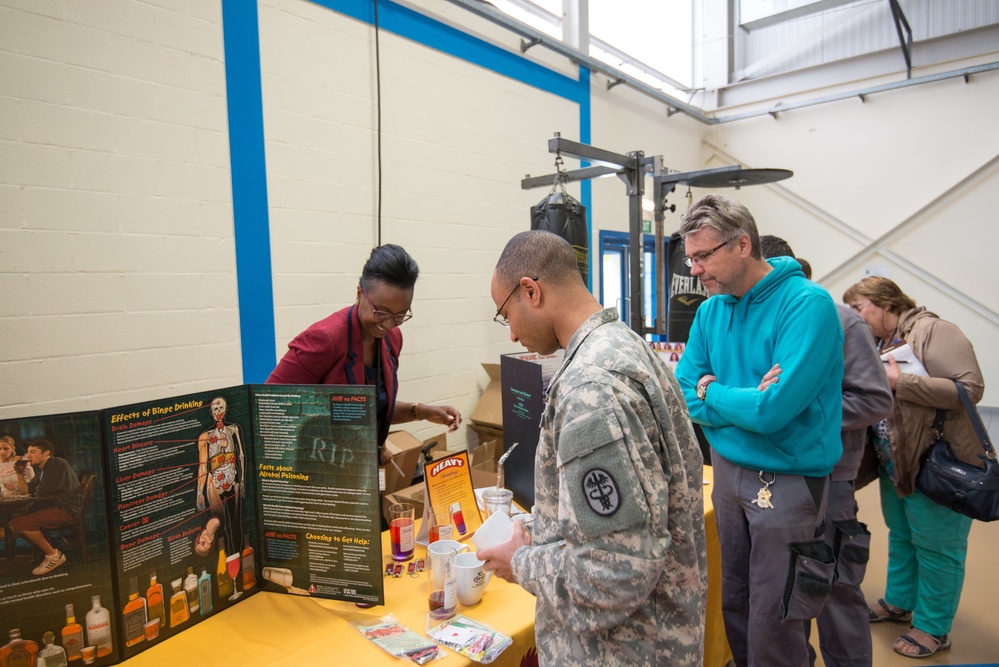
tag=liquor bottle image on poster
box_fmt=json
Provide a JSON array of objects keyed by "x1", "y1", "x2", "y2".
[
  {"x1": 450, "y1": 502, "x2": 467, "y2": 535},
  {"x1": 85, "y1": 594, "x2": 113, "y2": 657},
  {"x1": 61, "y1": 603, "x2": 84, "y2": 661},
  {"x1": 184, "y1": 566, "x2": 199, "y2": 615},
  {"x1": 198, "y1": 568, "x2": 213, "y2": 616},
  {"x1": 216, "y1": 548, "x2": 233, "y2": 599},
  {"x1": 122, "y1": 576, "x2": 147, "y2": 648},
  {"x1": 146, "y1": 568, "x2": 165, "y2": 628},
  {"x1": 0, "y1": 629, "x2": 39, "y2": 666},
  {"x1": 37, "y1": 631, "x2": 67, "y2": 667},
  {"x1": 168, "y1": 579, "x2": 190, "y2": 628},
  {"x1": 241, "y1": 532, "x2": 256, "y2": 591}
]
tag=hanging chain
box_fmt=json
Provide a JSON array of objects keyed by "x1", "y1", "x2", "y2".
[{"x1": 549, "y1": 150, "x2": 571, "y2": 200}]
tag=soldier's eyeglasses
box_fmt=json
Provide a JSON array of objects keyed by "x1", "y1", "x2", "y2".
[{"x1": 493, "y1": 277, "x2": 539, "y2": 327}]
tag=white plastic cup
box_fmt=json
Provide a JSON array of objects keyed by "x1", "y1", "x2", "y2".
[{"x1": 482, "y1": 487, "x2": 514, "y2": 518}]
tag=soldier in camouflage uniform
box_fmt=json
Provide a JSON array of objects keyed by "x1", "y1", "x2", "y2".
[{"x1": 478, "y1": 231, "x2": 707, "y2": 667}]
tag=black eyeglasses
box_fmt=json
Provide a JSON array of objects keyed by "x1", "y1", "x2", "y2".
[
  {"x1": 493, "y1": 277, "x2": 539, "y2": 327},
  {"x1": 360, "y1": 285, "x2": 413, "y2": 325},
  {"x1": 684, "y1": 238, "x2": 735, "y2": 268}
]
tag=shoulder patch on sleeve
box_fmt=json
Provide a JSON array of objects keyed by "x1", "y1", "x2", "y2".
[
  {"x1": 558, "y1": 407, "x2": 646, "y2": 541},
  {"x1": 581, "y1": 468, "x2": 621, "y2": 516}
]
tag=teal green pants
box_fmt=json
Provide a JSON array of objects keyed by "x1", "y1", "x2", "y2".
[{"x1": 879, "y1": 474, "x2": 973, "y2": 636}]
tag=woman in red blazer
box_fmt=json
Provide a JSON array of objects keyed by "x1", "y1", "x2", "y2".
[{"x1": 267, "y1": 245, "x2": 461, "y2": 457}]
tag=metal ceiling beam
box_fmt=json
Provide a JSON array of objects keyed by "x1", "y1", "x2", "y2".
[
  {"x1": 714, "y1": 60, "x2": 999, "y2": 122},
  {"x1": 443, "y1": 0, "x2": 711, "y2": 123},
  {"x1": 888, "y1": 0, "x2": 914, "y2": 79},
  {"x1": 443, "y1": 0, "x2": 999, "y2": 124}
]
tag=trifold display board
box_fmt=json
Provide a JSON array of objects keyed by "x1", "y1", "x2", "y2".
[{"x1": 0, "y1": 384, "x2": 381, "y2": 664}]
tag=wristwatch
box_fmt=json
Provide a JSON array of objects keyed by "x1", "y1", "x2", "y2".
[{"x1": 697, "y1": 380, "x2": 714, "y2": 401}]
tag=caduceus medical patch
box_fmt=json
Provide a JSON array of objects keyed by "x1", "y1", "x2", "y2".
[{"x1": 582, "y1": 468, "x2": 620, "y2": 516}]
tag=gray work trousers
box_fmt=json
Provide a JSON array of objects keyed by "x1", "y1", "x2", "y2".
[
  {"x1": 806, "y1": 479, "x2": 873, "y2": 667},
  {"x1": 711, "y1": 451, "x2": 833, "y2": 667}
]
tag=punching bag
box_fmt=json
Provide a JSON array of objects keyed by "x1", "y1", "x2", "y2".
[
  {"x1": 531, "y1": 191, "x2": 588, "y2": 284},
  {"x1": 666, "y1": 231, "x2": 709, "y2": 342}
]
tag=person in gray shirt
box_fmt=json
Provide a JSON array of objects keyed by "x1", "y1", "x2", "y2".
[{"x1": 760, "y1": 236, "x2": 893, "y2": 667}]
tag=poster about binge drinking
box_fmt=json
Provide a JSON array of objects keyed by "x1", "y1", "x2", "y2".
[
  {"x1": 0, "y1": 411, "x2": 119, "y2": 665},
  {"x1": 250, "y1": 384, "x2": 383, "y2": 605},
  {"x1": 103, "y1": 386, "x2": 259, "y2": 661}
]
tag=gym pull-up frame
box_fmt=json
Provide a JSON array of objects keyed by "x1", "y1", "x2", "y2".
[{"x1": 522, "y1": 133, "x2": 791, "y2": 336}]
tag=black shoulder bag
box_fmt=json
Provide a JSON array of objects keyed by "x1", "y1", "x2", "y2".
[{"x1": 915, "y1": 382, "x2": 999, "y2": 521}]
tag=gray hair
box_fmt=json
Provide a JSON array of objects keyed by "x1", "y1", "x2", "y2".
[{"x1": 679, "y1": 193, "x2": 761, "y2": 259}]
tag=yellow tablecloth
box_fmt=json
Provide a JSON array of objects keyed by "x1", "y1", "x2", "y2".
[
  {"x1": 125, "y1": 528, "x2": 537, "y2": 667},
  {"x1": 126, "y1": 466, "x2": 729, "y2": 667},
  {"x1": 703, "y1": 465, "x2": 733, "y2": 667}
]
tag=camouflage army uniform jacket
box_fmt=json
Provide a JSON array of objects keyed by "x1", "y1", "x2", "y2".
[{"x1": 510, "y1": 308, "x2": 707, "y2": 666}]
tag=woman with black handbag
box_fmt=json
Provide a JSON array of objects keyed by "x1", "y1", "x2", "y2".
[{"x1": 843, "y1": 276, "x2": 985, "y2": 658}]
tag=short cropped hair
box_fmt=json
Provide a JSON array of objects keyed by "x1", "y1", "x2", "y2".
[
  {"x1": 759, "y1": 235, "x2": 795, "y2": 259},
  {"x1": 495, "y1": 231, "x2": 584, "y2": 289}
]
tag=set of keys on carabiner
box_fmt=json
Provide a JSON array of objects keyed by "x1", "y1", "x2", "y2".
[
  {"x1": 385, "y1": 558, "x2": 425, "y2": 578},
  {"x1": 751, "y1": 471, "x2": 775, "y2": 510}
]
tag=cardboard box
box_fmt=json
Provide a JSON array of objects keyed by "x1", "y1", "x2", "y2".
[
  {"x1": 469, "y1": 363, "x2": 503, "y2": 430},
  {"x1": 381, "y1": 430, "x2": 423, "y2": 495},
  {"x1": 500, "y1": 351, "x2": 563, "y2": 510},
  {"x1": 383, "y1": 482, "x2": 426, "y2": 526},
  {"x1": 468, "y1": 434, "x2": 502, "y2": 474}
]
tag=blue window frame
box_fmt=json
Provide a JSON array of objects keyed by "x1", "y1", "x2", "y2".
[{"x1": 599, "y1": 230, "x2": 669, "y2": 339}]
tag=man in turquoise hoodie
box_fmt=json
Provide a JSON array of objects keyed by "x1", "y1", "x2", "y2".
[{"x1": 674, "y1": 194, "x2": 844, "y2": 667}]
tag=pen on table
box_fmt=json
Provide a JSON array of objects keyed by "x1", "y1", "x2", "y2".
[{"x1": 882, "y1": 359, "x2": 909, "y2": 363}]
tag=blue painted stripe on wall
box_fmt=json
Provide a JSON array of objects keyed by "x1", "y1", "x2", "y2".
[
  {"x1": 222, "y1": 0, "x2": 592, "y2": 380},
  {"x1": 221, "y1": 0, "x2": 277, "y2": 383},
  {"x1": 578, "y1": 66, "x2": 592, "y2": 289},
  {"x1": 309, "y1": 0, "x2": 588, "y2": 105}
]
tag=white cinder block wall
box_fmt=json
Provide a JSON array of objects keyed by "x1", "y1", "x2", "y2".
[
  {"x1": 2, "y1": 0, "x2": 996, "y2": 435},
  {"x1": 257, "y1": 0, "x2": 587, "y2": 449},
  {"x1": 1, "y1": 1, "x2": 241, "y2": 416}
]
